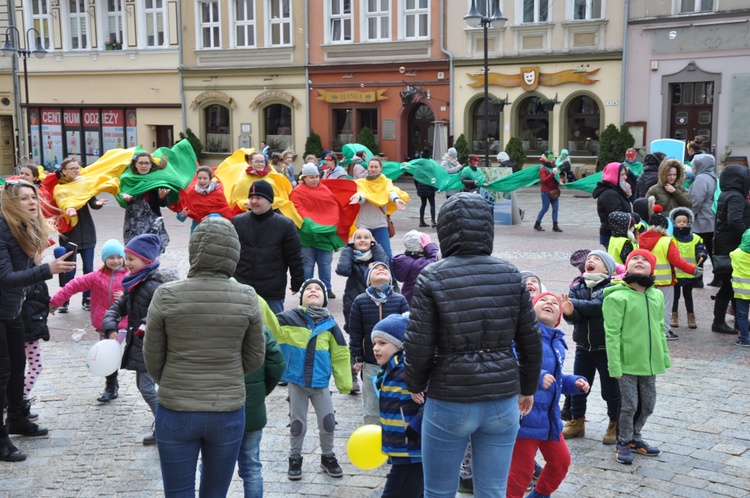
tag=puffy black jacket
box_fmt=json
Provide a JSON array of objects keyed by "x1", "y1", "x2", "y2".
[
  {"x1": 335, "y1": 242, "x2": 389, "y2": 332},
  {"x1": 592, "y1": 181, "x2": 632, "y2": 238},
  {"x1": 414, "y1": 179, "x2": 437, "y2": 198},
  {"x1": 636, "y1": 154, "x2": 661, "y2": 198},
  {"x1": 563, "y1": 276, "x2": 610, "y2": 351},
  {"x1": 232, "y1": 209, "x2": 304, "y2": 301},
  {"x1": 103, "y1": 268, "x2": 179, "y2": 371},
  {"x1": 349, "y1": 289, "x2": 409, "y2": 365},
  {"x1": 714, "y1": 165, "x2": 750, "y2": 256},
  {"x1": 404, "y1": 193, "x2": 542, "y2": 402},
  {"x1": 22, "y1": 282, "x2": 50, "y2": 342},
  {"x1": 0, "y1": 217, "x2": 53, "y2": 320}
]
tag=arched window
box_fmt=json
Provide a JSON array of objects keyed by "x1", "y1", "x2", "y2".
[
  {"x1": 470, "y1": 97, "x2": 502, "y2": 155},
  {"x1": 566, "y1": 95, "x2": 600, "y2": 156},
  {"x1": 203, "y1": 104, "x2": 230, "y2": 153},
  {"x1": 517, "y1": 96, "x2": 549, "y2": 154},
  {"x1": 264, "y1": 104, "x2": 292, "y2": 152}
]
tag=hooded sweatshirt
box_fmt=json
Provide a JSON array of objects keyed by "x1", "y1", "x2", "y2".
[
  {"x1": 636, "y1": 154, "x2": 662, "y2": 198},
  {"x1": 688, "y1": 154, "x2": 717, "y2": 234}
]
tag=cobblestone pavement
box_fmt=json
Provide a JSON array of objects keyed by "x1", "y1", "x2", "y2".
[{"x1": 2, "y1": 182, "x2": 749, "y2": 497}]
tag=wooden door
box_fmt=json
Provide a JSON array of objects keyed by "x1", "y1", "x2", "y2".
[
  {"x1": 0, "y1": 115, "x2": 14, "y2": 175},
  {"x1": 155, "y1": 126, "x2": 173, "y2": 148},
  {"x1": 669, "y1": 82, "x2": 714, "y2": 143},
  {"x1": 407, "y1": 104, "x2": 434, "y2": 160}
]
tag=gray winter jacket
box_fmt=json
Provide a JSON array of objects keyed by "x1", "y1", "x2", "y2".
[
  {"x1": 688, "y1": 154, "x2": 717, "y2": 234},
  {"x1": 144, "y1": 217, "x2": 265, "y2": 412}
]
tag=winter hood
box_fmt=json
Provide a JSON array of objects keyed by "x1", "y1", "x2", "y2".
[
  {"x1": 601, "y1": 162, "x2": 624, "y2": 186},
  {"x1": 608, "y1": 211, "x2": 632, "y2": 238},
  {"x1": 657, "y1": 159, "x2": 685, "y2": 187},
  {"x1": 187, "y1": 217, "x2": 240, "y2": 278},
  {"x1": 691, "y1": 154, "x2": 716, "y2": 177},
  {"x1": 437, "y1": 192, "x2": 493, "y2": 258},
  {"x1": 669, "y1": 206, "x2": 694, "y2": 227},
  {"x1": 719, "y1": 164, "x2": 750, "y2": 196}
]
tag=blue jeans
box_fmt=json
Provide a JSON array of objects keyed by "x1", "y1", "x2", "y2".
[
  {"x1": 301, "y1": 246, "x2": 333, "y2": 291},
  {"x1": 237, "y1": 429, "x2": 263, "y2": 498},
  {"x1": 736, "y1": 299, "x2": 750, "y2": 341},
  {"x1": 265, "y1": 299, "x2": 284, "y2": 314},
  {"x1": 155, "y1": 405, "x2": 245, "y2": 498},
  {"x1": 369, "y1": 226, "x2": 393, "y2": 262},
  {"x1": 421, "y1": 397, "x2": 519, "y2": 498},
  {"x1": 570, "y1": 349, "x2": 620, "y2": 421},
  {"x1": 535, "y1": 192, "x2": 559, "y2": 224}
]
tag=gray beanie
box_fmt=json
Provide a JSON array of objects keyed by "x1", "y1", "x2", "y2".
[
  {"x1": 403, "y1": 230, "x2": 422, "y2": 253},
  {"x1": 520, "y1": 270, "x2": 541, "y2": 287},
  {"x1": 299, "y1": 163, "x2": 320, "y2": 179},
  {"x1": 447, "y1": 147, "x2": 457, "y2": 158},
  {"x1": 587, "y1": 250, "x2": 617, "y2": 276}
]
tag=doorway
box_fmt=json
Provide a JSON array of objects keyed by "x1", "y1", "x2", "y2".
[
  {"x1": 155, "y1": 126, "x2": 173, "y2": 148},
  {"x1": 0, "y1": 115, "x2": 13, "y2": 175},
  {"x1": 407, "y1": 104, "x2": 434, "y2": 160},
  {"x1": 669, "y1": 82, "x2": 714, "y2": 143}
]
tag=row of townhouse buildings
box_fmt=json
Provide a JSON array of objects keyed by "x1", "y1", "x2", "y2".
[{"x1": 1, "y1": 0, "x2": 749, "y2": 175}]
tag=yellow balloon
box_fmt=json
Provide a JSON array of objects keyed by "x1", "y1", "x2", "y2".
[{"x1": 346, "y1": 424, "x2": 388, "y2": 470}]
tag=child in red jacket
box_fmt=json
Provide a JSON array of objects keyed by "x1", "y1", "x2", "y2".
[{"x1": 50, "y1": 239, "x2": 128, "y2": 402}]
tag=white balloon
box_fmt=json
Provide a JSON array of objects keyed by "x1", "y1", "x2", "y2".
[{"x1": 86, "y1": 339, "x2": 122, "y2": 377}]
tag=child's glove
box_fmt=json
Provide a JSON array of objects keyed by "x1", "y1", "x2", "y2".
[
  {"x1": 134, "y1": 322, "x2": 147, "y2": 338},
  {"x1": 693, "y1": 266, "x2": 704, "y2": 279},
  {"x1": 419, "y1": 233, "x2": 431, "y2": 248},
  {"x1": 405, "y1": 425, "x2": 421, "y2": 446}
]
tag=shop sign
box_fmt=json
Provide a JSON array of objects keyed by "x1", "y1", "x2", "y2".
[
  {"x1": 315, "y1": 89, "x2": 388, "y2": 103},
  {"x1": 468, "y1": 66, "x2": 600, "y2": 91}
]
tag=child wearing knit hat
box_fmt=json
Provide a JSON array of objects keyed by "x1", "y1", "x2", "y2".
[
  {"x1": 561, "y1": 249, "x2": 620, "y2": 445},
  {"x1": 392, "y1": 230, "x2": 440, "y2": 305},
  {"x1": 371, "y1": 313, "x2": 425, "y2": 498},
  {"x1": 50, "y1": 239, "x2": 129, "y2": 403},
  {"x1": 603, "y1": 249, "x2": 671, "y2": 465},
  {"x1": 506, "y1": 292, "x2": 589, "y2": 498},
  {"x1": 668, "y1": 207, "x2": 707, "y2": 330}
]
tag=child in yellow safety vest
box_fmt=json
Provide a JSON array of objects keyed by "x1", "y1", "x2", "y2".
[
  {"x1": 668, "y1": 207, "x2": 707, "y2": 330},
  {"x1": 729, "y1": 229, "x2": 750, "y2": 347},
  {"x1": 637, "y1": 205, "x2": 702, "y2": 341},
  {"x1": 607, "y1": 211, "x2": 638, "y2": 265}
]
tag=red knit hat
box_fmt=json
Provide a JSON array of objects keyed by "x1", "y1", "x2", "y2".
[
  {"x1": 625, "y1": 249, "x2": 656, "y2": 276},
  {"x1": 532, "y1": 292, "x2": 562, "y2": 327}
]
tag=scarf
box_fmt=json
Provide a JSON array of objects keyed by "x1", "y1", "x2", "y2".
[
  {"x1": 619, "y1": 179, "x2": 632, "y2": 198},
  {"x1": 305, "y1": 305, "x2": 330, "y2": 324},
  {"x1": 195, "y1": 180, "x2": 219, "y2": 195},
  {"x1": 583, "y1": 272, "x2": 609, "y2": 289},
  {"x1": 354, "y1": 249, "x2": 373, "y2": 262},
  {"x1": 623, "y1": 273, "x2": 655, "y2": 289},
  {"x1": 673, "y1": 226, "x2": 693, "y2": 243},
  {"x1": 121, "y1": 260, "x2": 161, "y2": 292},
  {"x1": 366, "y1": 285, "x2": 391, "y2": 306},
  {"x1": 365, "y1": 172, "x2": 382, "y2": 181},
  {"x1": 245, "y1": 164, "x2": 269, "y2": 176}
]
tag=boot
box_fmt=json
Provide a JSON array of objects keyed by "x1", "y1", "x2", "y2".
[
  {"x1": 553, "y1": 222, "x2": 563, "y2": 233},
  {"x1": 320, "y1": 453, "x2": 343, "y2": 478},
  {"x1": 534, "y1": 221, "x2": 545, "y2": 232},
  {"x1": 562, "y1": 417, "x2": 585, "y2": 439},
  {"x1": 431, "y1": 218, "x2": 437, "y2": 228},
  {"x1": 419, "y1": 219, "x2": 428, "y2": 227},
  {"x1": 671, "y1": 312, "x2": 679, "y2": 328},
  {"x1": 602, "y1": 419, "x2": 617, "y2": 445},
  {"x1": 0, "y1": 433, "x2": 26, "y2": 462},
  {"x1": 97, "y1": 373, "x2": 119, "y2": 403},
  {"x1": 22, "y1": 399, "x2": 38, "y2": 421},
  {"x1": 712, "y1": 298, "x2": 736, "y2": 334},
  {"x1": 560, "y1": 395, "x2": 571, "y2": 421},
  {"x1": 6, "y1": 416, "x2": 48, "y2": 437},
  {"x1": 687, "y1": 313, "x2": 697, "y2": 329},
  {"x1": 288, "y1": 455, "x2": 303, "y2": 480}
]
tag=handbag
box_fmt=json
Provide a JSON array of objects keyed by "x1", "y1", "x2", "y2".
[
  {"x1": 386, "y1": 215, "x2": 396, "y2": 238},
  {"x1": 548, "y1": 188, "x2": 561, "y2": 201},
  {"x1": 713, "y1": 255, "x2": 732, "y2": 275}
]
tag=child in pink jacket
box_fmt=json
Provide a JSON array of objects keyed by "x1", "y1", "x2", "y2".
[{"x1": 50, "y1": 239, "x2": 128, "y2": 403}]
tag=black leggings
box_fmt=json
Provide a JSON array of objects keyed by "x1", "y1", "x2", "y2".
[
  {"x1": 419, "y1": 195, "x2": 436, "y2": 223},
  {"x1": 673, "y1": 285, "x2": 694, "y2": 313}
]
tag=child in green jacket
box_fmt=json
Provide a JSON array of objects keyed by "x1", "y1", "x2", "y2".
[{"x1": 603, "y1": 249, "x2": 671, "y2": 465}]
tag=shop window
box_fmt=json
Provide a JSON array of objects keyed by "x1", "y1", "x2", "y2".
[
  {"x1": 470, "y1": 98, "x2": 502, "y2": 155},
  {"x1": 30, "y1": 0, "x2": 53, "y2": 50},
  {"x1": 268, "y1": 0, "x2": 291, "y2": 46},
  {"x1": 571, "y1": 0, "x2": 602, "y2": 20},
  {"x1": 517, "y1": 96, "x2": 549, "y2": 154},
  {"x1": 520, "y1": 0, "x2": 549, "y2": 23},
  {"x1": 200, "y1": 0, "x2": 221, "y2": 49},
  {"x1": 402, "y1": 0, "x2": 428, "y2": 39},
  {"x1": 566, "y1": 95, "x2": 600, "y2": 156},
  {"x1": 234, "y1": 0, "x2": 256, "y2": 47},
  {"x1": 679, "y1": 0, "x2": 713, "y2": 13},
  {"x1": 329, "y1": 0, "x2": 352, "y2": 43},
  {"x1": 143, "y1": 0, "x2": 167, "y2": 47},
  {"x1": 264, "y1": 103, "x2": 292, "y2": 151},
  {"x1": 365, "y1": 0, "x2": 390, "y2": 41},
  {"x1": 204, "y1": 104, "x2": 231, "y2": 153}
]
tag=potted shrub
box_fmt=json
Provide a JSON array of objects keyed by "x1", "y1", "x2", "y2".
[{"x1": 505, "y1": 137, "x2": 527, "y2": 173}]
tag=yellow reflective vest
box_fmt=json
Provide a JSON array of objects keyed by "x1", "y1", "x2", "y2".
[
  {"x1": 651, "y1": 237, "x2": 674, "y2": 286},
  {"x1": 608, "y1": 236, "x2": 637, "y2": 265},
  {"x1": 672, "y1": 234, "x2": 702, "y2": 280},
  {"x1": 730, "y1": 248, "x2": 750, "y2": 300}
]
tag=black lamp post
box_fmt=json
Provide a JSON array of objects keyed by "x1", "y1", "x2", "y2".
[
  {"x1": 2, "y1": 26, "x2": 47, "y2": 160},
  {"x1": 465, "y1": 0, "x2": 507, "y2": 167}
]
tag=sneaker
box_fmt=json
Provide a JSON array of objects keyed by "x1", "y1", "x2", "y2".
[
  {"x1": 6, "y1": 417, "x2": 48, "y2": 437},
  {"x1": 630, "y1": 439, "x2": 660, "y2": 456},
  {"x1": 82, "y1": 298, "x2": 91, "y2": 311},
  {"x1": 666, "y1": 330, "x2": 679, "y2": 341},
  {"x1": 533, "y1": 461, "x2": 543, "y2": 480},
  {"x1": 735, "y1": 338, "x2": 750, "y2": 347},
  {"x1": 58, "y1": 303, "x2": 69, "y2": 314},
  {"x1": 458, "y1": 477, "x2": 473, "y2": 493},
  {"x1": 615, "y1": 442, "x2": 633, "y2": 464},
  {"x1": 288, "y1": 455, "x2": 303, "y2": 480},
  {"x1": 320, "y1": 453, "x2": 343, "y2": 478}
]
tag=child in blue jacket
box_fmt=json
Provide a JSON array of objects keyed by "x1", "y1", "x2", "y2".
[{"x1": 506, "y1": 292, "x2": 589, "y2": 498}]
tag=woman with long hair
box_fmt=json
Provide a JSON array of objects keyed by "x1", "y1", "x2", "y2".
[
  {"x1": 120, "y1": 152, "x2": 170, "y2": 252},
  {"x1": 175, "y1": 166, "x2": 233, "y2": 233},
  {"x1": 0, "y1": 180, "x2": 76, "y2": 461}
]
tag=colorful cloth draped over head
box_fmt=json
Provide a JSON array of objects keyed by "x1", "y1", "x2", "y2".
[
  {"x1": 403, "y1": 158, "x2": 463, "y2": 192},
  {"x1": 213, "y1": 148, "x2": 302, "y2": 225},
  {"x1": 340, "y1": 143, "x2": 373, "y2": 166},
  {"x1": 353, "y1": 174, "x2": 410, "y2": 215},
  {"x1": 170, "y1": 176, "x2": 233, "y2": 223},
  {"x1": 290, "y1": 182, "x2": 355, "y2": 252},
  {"x1": 53, "y1": 147, "x2": 135, "y2": 229},
  {"x1": 116, "y1": 139, "x2": 198, "y2": 208}
]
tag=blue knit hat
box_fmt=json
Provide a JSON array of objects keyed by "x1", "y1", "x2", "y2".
[
  {"x1": 101, "y1": 239, "x2": 125, "y2": 263},
  {"x1": 587, "y1": 250, "x2": 617, "y2": 276},
  {"x1": 371, "y1": 313, "x2": 409, "y2": 350},
  {"x1": 124, "y1": 234, "x2": 161, "y2": 264}
]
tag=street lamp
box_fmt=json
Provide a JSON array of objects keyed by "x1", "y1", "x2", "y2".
[
  {"x1": 2, "y1": 26, "x2": 47, "y2": 161},
  {"x1": 465, "y1": 0, "x2": 507, "y2": 167}
]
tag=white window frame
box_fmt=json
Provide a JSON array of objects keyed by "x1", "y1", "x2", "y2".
[
  {"x1": 103, "y1": 0, "x2": 127, "y2": 48},
  {"x1": 328, "y1": 0, "x2": 353, "y2": 43},
  {"x1": 28, "y1": 0, "x2": 53, "y2": 51},
  {"x1": 66, "y1": 0, "x2": 91, "y2": 51},
  {"x1": 569, "y1": 0, "x2": 604, "y2": 21},
  {"x1": 197, "y1": 0, "x2": 222, "y2": 49},
  {"x1": 231, "y1": 0, "x2": 256, "y2": 48},
  {"x1": 517, "y1": 0, "x2": 549, "y2": 24},
  {"x1": 678, "y1": 0, "x2": 714, "y2": 14},
  {"x1": 267, "y1": 0, "x2": 292, "y2": 47},
  {"x1": 362, "y1": 0, "x2": 390, "y2": 41},
  {"x1": 400, "y1": 0, "x2": 429, "y2": 40},
  {"x1": 141, "y1": 0, "x2": 168, "y2": 48}
]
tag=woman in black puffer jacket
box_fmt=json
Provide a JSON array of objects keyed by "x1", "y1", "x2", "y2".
[{"x1": 712, "y1": 165, "x2": 750, "y2": 333}]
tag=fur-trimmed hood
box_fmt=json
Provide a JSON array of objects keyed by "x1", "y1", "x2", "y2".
[
  {"x1": 669, "y1": 206, "x2": 694, "y2": 227},
  {"x1": 657, "y1": 159, "x2": 686, "y2": 187}
]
